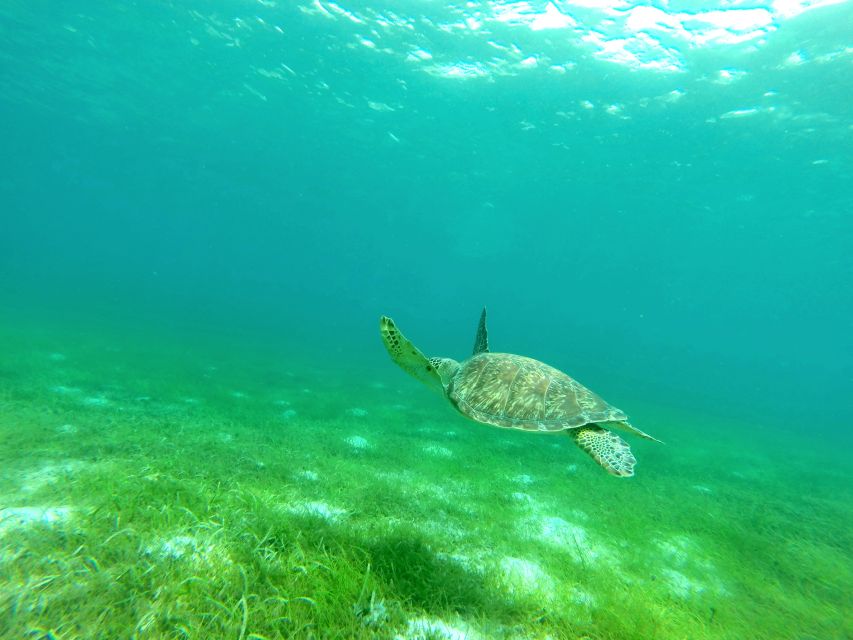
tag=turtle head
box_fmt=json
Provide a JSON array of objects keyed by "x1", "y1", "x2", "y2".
[
  {"x1": 428, "y1": 356, "x2": 461, "y2": 387},
  {"x1": 380, "y1": 316, "x2": 458, "y2": 393}
]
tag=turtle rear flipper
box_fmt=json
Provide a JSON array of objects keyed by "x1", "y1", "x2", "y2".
[{"x1": 569, "y1": 426, "x2": 637, "y2": 477}]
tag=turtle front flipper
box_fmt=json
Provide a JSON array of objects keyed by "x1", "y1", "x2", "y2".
[
  {"x1": 472, "y1": 306, "x2": 489, "y2": 355},
  {"x1": 569, "y1": 425, "x2": 637, "y2": 477},
  {"x1": 380, "y1": 316, "x2": 443, "y2": 392}
]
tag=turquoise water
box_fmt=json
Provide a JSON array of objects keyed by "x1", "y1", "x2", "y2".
[{"x1": 1, "y1": 2, "x2": 851, "y2": 639}]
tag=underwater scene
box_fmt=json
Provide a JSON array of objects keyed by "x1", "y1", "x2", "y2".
[{"x1": 1, "y1": 1, "x2": 851, "y2": 639}]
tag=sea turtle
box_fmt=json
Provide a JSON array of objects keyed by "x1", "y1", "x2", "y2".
[{"x1": 379, "y1": 308, "x2": 660, "y2": 477}]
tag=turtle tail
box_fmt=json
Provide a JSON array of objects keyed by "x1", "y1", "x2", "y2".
[{"x1": 608, "y1": 420, "x2": 664, "y2": 444}]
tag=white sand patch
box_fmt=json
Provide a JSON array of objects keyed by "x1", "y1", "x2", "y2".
[
  {"x1": 657, "y1": 535, "x2": 695, "y2": 565},
  {"x1": 499, "y1": 556, "x2": 555, "y2": 600},
  {"x1": 288, "y1": 500, "x2": 347, "y2": 522},
  {"x1": 422, "y1": 444, "x2": 453, "y2": 458},
  {"x1": 655, "y1": 534, "x2": 730, "y2": 597},
  {"x1": 417, "y1": 482, "x2": 454, "y2": 502},
  {"x1": 374, "y1": 469, "x2": 416, "y2": 484},
  {"x1": 157, "y1": 535, "x2": 197, "y2": 559},
  {"x1": 662, "y1": 568, "x2": 706, "y2": 598},
  {"x1": 370, "y1": 515, "x2": 409, "y2": 536},
  {"x1": 81, "y1": 395, "x2": 110, "y2": 407},
  {"x1": 420, "y1": 519, "x2": 468, "y2": 541},
  {"x1": 0, "y1": 506, "x2": 72, "y2": 536},
  {"x1": 571, "y1": 587, "x2": 596, "y2": 607},
  {"x1": 426, "y1": 479, "x2": 473, "y2": 503},
  {"x1": 50, "y1": 385, "x2": 81, "y2": 395},
  {"x1": 396, "y1": 616, "x2": 484, "y2": 640},
  {"x1": 346, "y1": 407, "x2": 368, "y2": 417},
  {"x1": 566, "y1": 585, "x2": 597, "y2": 623},
  {"x1": 146, "y1": 534, "x2": 232, "y2": 569},
  {"x1": 295, "y1": 470, "x2": 319, "y2": 482},
  {"x1": 345, "y1": 435, "x2": 371, "y2": 450},
  {"x1": 519, "y1": 515, "x2": 611, "y2": 564},
  {"x1": 374, "y1": 471, "x2": 472, "y2": 509},
  {"x1": 18, "y1": 460, "x2": 87, "y2": 494}
]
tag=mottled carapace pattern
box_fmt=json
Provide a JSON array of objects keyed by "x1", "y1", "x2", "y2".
[{"x1": 448, "y1": 353, "x2": 627, "y2": 432}]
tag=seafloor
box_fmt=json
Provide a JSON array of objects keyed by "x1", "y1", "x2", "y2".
[{"x1": 0, "y1": 319, "x2": 849, "y2": 640}]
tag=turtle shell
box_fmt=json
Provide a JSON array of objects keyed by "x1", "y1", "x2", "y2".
[{"x1": 447, "y1": 353, "x2": 626, "y2": 432}]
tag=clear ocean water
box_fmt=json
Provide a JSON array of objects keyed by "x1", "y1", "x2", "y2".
[{"x1": 1, "y1": 2, "x2": 851, "y2": 639}]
